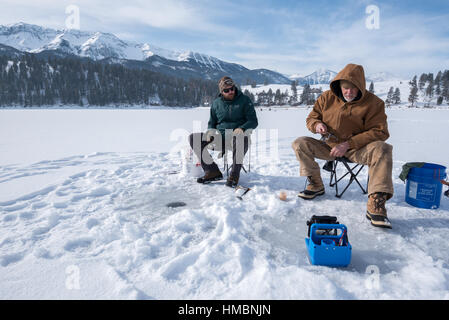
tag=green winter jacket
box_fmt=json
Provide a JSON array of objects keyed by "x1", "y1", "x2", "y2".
[{"x1": 208, "y1": 88, "x2": 258, "y2": 137}]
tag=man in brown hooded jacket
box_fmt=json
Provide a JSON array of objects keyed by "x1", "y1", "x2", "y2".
[{"x1": 292, "y1": 63, "x2": 393, "y2": 228}]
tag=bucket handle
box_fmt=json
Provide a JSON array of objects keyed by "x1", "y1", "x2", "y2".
[
  {"x1": 442, "y1": 179, "x2": 449, "y2": 199},
  {"x1": 442, "y1": 178, "x2": 449, "y2": 198},
  {"x1": 434, "y1": 168, "x2": 448, "y2": 183}
]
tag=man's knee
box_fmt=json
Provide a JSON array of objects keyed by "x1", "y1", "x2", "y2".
[
  {"x1": 189, "y1": 132, "x2": 201, "y2": 148},
  {"x1": 366, "y1": 141, "x2": 393, "y2": 165},
  {"x1": 370, "y1": 141, "x2": 393, "y2": 155},
  {"x1": 292, "y1": 136, "x2": 313, "y2": 151}
]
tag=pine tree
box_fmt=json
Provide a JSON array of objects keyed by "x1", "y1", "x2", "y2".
[
  {"x1": 243, "y1": 89, "x2": 255, "y2": 104},
  {"x1": 386, "y1": 87, "x2": 394, "y2": 107},
  {"x1": 393, "y1": 88, "x2": 401, "y2": 104},
  {"x1": 408, "y1": 75, "x2": 419, "y2": 107},
  {"x1": 257, "y1": 91, "x2": 265, "y2": 106},
  {"x1": 425, "y1": 76, "x2": 434, "y2": 107},
  {"x1": 300, "y1": 84, "x2": 314, "y2": 105},
  {"x1": 290, "y1": 80, "x2": 298, "y2": 105},
  {"x1": 368, "y1": 81, "x2": 375, "y2": 93},
  {"x1": 274, "y1": 89, "x2": 281, "y2": 105},
  {"x1": 300, "y1": 84, "x2": 309, "y2": 105},
  {"x1": 418, "y1": 73, "x2": 427, "y2": 91},
  {"x1": 283, "y1": 89, "x2": 289, "y2": 105},
  {"x1": 267, "y1": 88, "x2": 273, "y2": 106},
  {"x1": 442, "y1": 70, "x2": 449, "y2": 104},
  {"x1": 435, "y1": 71, "x2": 442, "y2": 96}
]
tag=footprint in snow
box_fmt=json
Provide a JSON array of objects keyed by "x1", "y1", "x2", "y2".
[
  {"x1": 64, "y1": 238, "x2": 93, "y2": 252},
  {"x1": 20, "y1": 212, "x2": 35, "y2": 220},
  {"x1": 3, "y1": 214, "x2": 17, "y2": 223},
  {"x1": 0, "y1": 252, "x2": 24, "y2": 267},
  {"x1": 86, "y1": 218, "x2": 100, "y2": 229}
]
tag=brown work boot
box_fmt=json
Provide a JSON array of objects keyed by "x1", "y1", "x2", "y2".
[
  {"x1": 225, "y1": 174, "x2": 239, "y2": 188},
  {"x1": 298, "y1": 175, "x2": 325, "y2": 199},
  {"x1": 225, "y1": 169, "x2": 240, "y2": 188},
  {"x1": 366, "y1": 192, "x2": 392, "y2": 229},
  {"x1": 197, "y1": 170, "x2": 223, "y2": 184}
]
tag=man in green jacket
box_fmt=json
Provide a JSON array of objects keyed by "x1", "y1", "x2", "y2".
[{"x1": 189, "y1": 76, "x2": 258, "y2": 187}]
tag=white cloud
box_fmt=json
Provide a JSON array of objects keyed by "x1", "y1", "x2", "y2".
[
  {"x1": 102, "y1": 0, "x2": 230, "y2": 33},
  {"x1": 233, "y1": 10, "x2": 449, "y2": 77},
  {"x1": 307, "y1": 13, "x2": 449, "y2": 77},
  {"x1": 0, "y1": 0, "x2": 239, "y2": 34}
]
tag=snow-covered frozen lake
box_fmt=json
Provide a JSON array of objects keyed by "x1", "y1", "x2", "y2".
[{"x1": 0, "y1": 107, "x2": 448, "y2": 299}]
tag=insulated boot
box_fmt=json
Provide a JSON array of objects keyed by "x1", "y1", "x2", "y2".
[
  {"x1": 298, "y1": 175, "x2": 325, "y2": 199},
  {"x1": 197, "y1": 170, "x2": 223, "y2": 184},
  {"x1": 366, "y1": 192, "x2": 392, "y2": 229},
  {"x1": 225, "y1": 172, "x2": 240, "y2": 188}
]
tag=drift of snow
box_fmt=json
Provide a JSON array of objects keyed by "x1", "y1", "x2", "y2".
[{"x1": 0, "y1": 108, "x2": 448, "y2": 299}]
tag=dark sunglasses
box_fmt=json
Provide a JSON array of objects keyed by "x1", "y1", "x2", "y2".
[{"x1": 222, "y1": 87, "x2": 235, "y2": 93}]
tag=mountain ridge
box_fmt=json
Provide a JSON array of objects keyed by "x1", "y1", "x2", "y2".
[
  {"x1": 0, "y1": 22, "x2": 402, "y2": 85},
  {"x1": 0, "y1": 22, "x2": 291, "y2": 85}
]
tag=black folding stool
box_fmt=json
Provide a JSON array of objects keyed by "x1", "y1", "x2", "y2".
[{"x1": 323, "y1": 157, "x2": 369, "y2": 198}]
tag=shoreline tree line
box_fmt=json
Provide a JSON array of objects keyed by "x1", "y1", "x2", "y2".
[
  {"x1": 1, "y1": 51, "x2": 448, "y2": 108},
  {"x1": 0, "y1": 53, "x2": 217, "y2": 107}
]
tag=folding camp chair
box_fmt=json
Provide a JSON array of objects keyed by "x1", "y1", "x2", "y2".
[
  {"x1": 207, "y1": 130, "x2": 252, "y2": 176},
  {"x1": 221, "y1": 144, "x2": 251, "y2": 176},
  {"x1": 323, "y1": 157, "x2": 369, "y2": 198}
]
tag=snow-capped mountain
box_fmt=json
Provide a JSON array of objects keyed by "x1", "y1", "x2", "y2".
[
  {"x1": 289, "y1": 68, "x2": 403, "y2": 85},
  {"x1": 289, "y1": 68, "x2": 338, "y2": 85},
  {"x1": 0, "y1": 22, "x2": 186, "y2": 62},
  {"x1": 366, "y1": 71, "x2": 402, "y2": 82},
  {"x1": 0, "y1": 22, "x2": 291, "y2": 85}
]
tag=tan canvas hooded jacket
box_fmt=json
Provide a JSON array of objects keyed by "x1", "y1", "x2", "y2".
[{"x1": 306, "y1": 63, "x2": 389, "y2": 150}]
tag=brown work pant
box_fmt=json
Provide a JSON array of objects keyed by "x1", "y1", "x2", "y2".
[{"x1": 291, "y1": 137, "x2": 394, "y2": 196}]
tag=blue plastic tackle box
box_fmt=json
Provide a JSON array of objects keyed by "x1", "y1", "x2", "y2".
[{"x1": 305, "y1": 216, "x2": 352, "y2": 267}]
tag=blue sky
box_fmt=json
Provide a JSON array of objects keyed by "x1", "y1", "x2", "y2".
[{"x1": 2, "y1": 0, "x2": 449, "y2": 78}]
